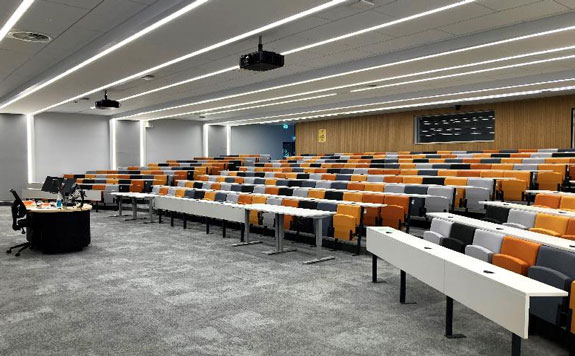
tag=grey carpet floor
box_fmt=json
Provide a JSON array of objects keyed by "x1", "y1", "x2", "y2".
[{"x1": 0, "y1": 207, "x2": 568, "y2": 356}]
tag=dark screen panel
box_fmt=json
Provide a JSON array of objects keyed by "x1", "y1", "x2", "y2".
[{"x1": 416, "y1": 110, "x2": 495, "y2": 143}]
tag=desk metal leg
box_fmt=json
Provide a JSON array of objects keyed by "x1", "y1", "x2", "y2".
[
  {"x1": 233, "y1": 210, "x2": 262, "y2": 247},
  {"x1": 304, "y1": 219, "x2": 334, "y2": 264},
  {"x1": 355, "y1": 207, "x2": 365, "y2": 256},
  {"x1": 445, "y1": 296, "x2": 466, "y2": 339},
  {"x1": 512, "y1": 334, "x2": 521, "y2": 356},
  {"x1": 222, "y1": 221, "x2": 226, "y2": 238},
  {"x1": 400, "y1": 270, "x2": 416, "y2": 305},
  {"x1": 142, "y1": 199, "x2": 154, "y2": 224},
  {"x1": 125, "y1": 197, "x2": 139, "y2": 221},
  {"x1": 206, "y1": 218, "x2": 210, "y2": 234},
  {"x1": 372, "y1": 255, "x2": 378, "y2": 282},
  {"x1": 265, "y1": 214, "x2": 296, "y2": 255},
  {"x1": 110, "y1": 198, "x2": 124, "y2": 217}
]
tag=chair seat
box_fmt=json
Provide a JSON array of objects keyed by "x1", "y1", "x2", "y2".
[
  {"x1": 529, "y1": 227, "x2": 562, "y2": 237},
  {"x1": 492, "y1": 254, "x2": 530, "y2": 275},
  {"x1": 333, "y1": 214, "x2": 356, "y2": 240},
  {"x1": 503, "y1": 222, "x2": 528, "y2": 230},
  {"x1": 465, "y1": 245, "x2": 493, "y2": 262}
]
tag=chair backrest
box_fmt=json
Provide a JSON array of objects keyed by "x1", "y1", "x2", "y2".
[
  {"x1": 251, "y1": 196, "x2": 267, "y2": 205},
  {"x1": 424, "y1": 196, "x2": 450, "y2": 212},
  {"x1": 472, "y1": 230, "x2": 504, "y2": 253},
  {"x1": 317, "y1": 201, "x2": 338, "y2": 212},
  {"x1": 533, "y1": 213, "x2": 570, "y2": 235},
  {"x1": 293, "y1": 188, "x2": 309, "y2": 197},
  {"x1": 336, "y1": 204, "x2": 361, "y2": 225},
  {"x1": 385, "y1": 184, "x2": 405, "y2": 193},
  {"x1": 362, "y1": 194, "x2": 385, "y2": 204},
  {"x1": 204, "y1": 191, "x2": 216, "y2": 201},
  {"x1": 467, "y1": 178, "x2": 494, "y2": 193},
  {"x1": 364, "y1": 183, "x2": 384, "y2": 192},
  {"x1": 266, "y1": 197, "x2": 282, "y2": 206},
  {"x1": 404, "y1": 185, "x2": 428, "y2": 195},
  {"x1": 448, "y1": 223, "x2": 476, "y2": 246},
  {"x1": 384, "y1": 195, "x2": 410, "y2": 215},
  {"x1": 485, "y1": 205, "x2": 510, "y2": 223},
  {"x1": 226, "y1": 193, "x2": 239, "y2": 203},
  {"x1": 299, "y1": 200, "x2": 317, "y2": 210},
  {"x1": 214, "y1": 192, "x2": 227, "y2": 202},
  {"x1": 184, "y1": 189, "x2": 195, "y2": 199},
  {"x1": 231, "y1": 184, "x2": 242, "y2": 192},
  {"x1": 325, "y1": 190, "x2": 344, "y2": 201},
  {"x1": 316, "y1": 181, "x2": 332, "y2": 189},
  {"x1": 220, "y1": 183, "x2": 232, "y2": 191},
  {"x1": 560, "y1": 196, "x2": 575, "y2": 210},
  {"x1": 282, "y1": 199, "x2": 299, "y2": 208},
  {"x1": 534, "y1": 194, "x2": 562, "y2": 209},
  {"x1": 500, "y1": 236, "x2": 540, "y2": 266},
  {"x1": 343, "y1": 192, "x2": 363, "y2": 202},
  {"x1": 507, "y1": 209, "x2": 537, "y2": 228},
  {"x1": 253, "y1": 186, "x2": 266, "y2": 194},
  {"x1": 534, "y1": 245, "x2": 575, "y2": 279},
  {"x1": 429, "y1": 218, "x2": 453, "y2": 237},
  {"x1": 194, "y1": 190, "x2": 205, "y2": 199},
  {"x1": 308, "y1": 189, "x2": 325, "y2": 199},
  {"x1": 331, "y1": 182, "x2": 349, "y2": 190},
  {"x1": 427, "y1": 186, "x2": 453, "y2": 203}
]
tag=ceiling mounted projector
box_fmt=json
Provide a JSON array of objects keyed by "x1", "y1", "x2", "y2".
[
  {"x1": 95, "y1": 90, "x2": 120, "y2": 110},
  {"x1": 239, "y1": 36, "x2": 284, "y2": 72}
]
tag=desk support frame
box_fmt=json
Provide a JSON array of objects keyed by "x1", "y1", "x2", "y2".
[{"x1": 233, "y1": 209, "x2": 262, "y2": 247}]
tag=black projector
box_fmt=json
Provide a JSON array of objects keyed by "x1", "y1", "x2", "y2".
[
  {"x1": 240, "y1": 47, "x2": 284, "y2": 72},
  {"x1": 95, "y1": 90, "x2": 120, "y2": 110}
]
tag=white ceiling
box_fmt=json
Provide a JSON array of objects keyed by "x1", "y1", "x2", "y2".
[{"x1": 0, "y1": 0, "x2": 574, "y2": 126}]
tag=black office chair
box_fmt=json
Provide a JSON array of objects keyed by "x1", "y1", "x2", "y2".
[{"x1": 7, "y1": 189, "x2": 31, "y2": 257}]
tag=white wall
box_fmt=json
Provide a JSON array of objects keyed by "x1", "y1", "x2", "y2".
[
  {"x1": 116, "y1": 120, "x2": 140, "y2": 167},
  {"x1": 0, "y1": 114, "x2": 27, "y2": 201},
  {"x1": 146, "y1": 119, "x2": 203, "y2": 163},
  {"x1": 231, "y1": 124, "x2": 294, "y2": 160},
  {"x1": 34, "y1": 113, "x2": 110, "y2": 180},
  {"x1": 208, "y1": 125, "x2": 227, "y2": 157}
]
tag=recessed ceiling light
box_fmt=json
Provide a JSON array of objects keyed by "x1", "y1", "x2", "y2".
[
  {"x1": 8, "y1": 30, "x2": 51, "y2": 43},
  {"x1": 141, "y1": 75, "x2": 156, "y2": 81},
  {"x1": 0, "y1": 0, "x2": 35, "y2": 43},
  {"x1": 1, "y1": 0, "x2": 211, "y2": 111}
]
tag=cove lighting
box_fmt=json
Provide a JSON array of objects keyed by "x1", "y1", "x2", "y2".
[
  {"x1": 120, "y1": 0, "x2": 475, "y2": 102},
  {"x1": 2, "y1": 0, "x2": 210, "y2": 112},
  {"x1": 115, "y1": 25, "x2": 575, "y2": 120},
  {"x1": 29, "y1": 0, "x2": 347, "y2": 115},
  {"x1": 0, "y1": 0, "x2": 35, "y2": 43}
]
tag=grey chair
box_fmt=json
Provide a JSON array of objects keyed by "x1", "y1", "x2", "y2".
[
  {"x1": 214, "y1": 192, "x2": 227, "y2": 202},
  {"x1": 293, "y1": 188, "x2": 309, "y2": 198},
  {"x1": 335, "y1": 174, "x2": 351, "y2": 181},
  {"x1": 230, "y1": 184, "x2": 242, "y2": 192},
  {"x1": 331, "y1": 182, "x2": 348, "y2": 190},
  {"x1": 467, "y1": 177, "x2": 494, "y2": 195},
  {"x1": 404, "y1": 185, "x2": 428, "y2": 195},
  {"x1": 253, "y1": 186, "x2": 266, "y2": 194},
  {"x1": 317, "y1": 201, "x2": 338, "y2": 236},
  {"x1": 528, "y1": 246, "x2": 575, "y2": 326},
  {"x1": 262, "y1": 197, "x2": 282, "y2": 227},
  {"x1": 243, "y1": 177, "x2": 256, "y2": 184},
  {"x1": 309, "y1": 173, "x2": 323, "y2": 181},
  {"x1": 367, "y1": 175, "x2": 384, "y2": 182},
  {"x1": 503, "y1": 209, "x2": 536, "y2": 229},
  {"x1": 465, "y1": 186, "x2": 491, "y2": 211},
  {"x1": 220, "y1": 183, "x2": 232, "y2": 191},
  {"x1": 316, "y1": 181, "x2": 332, "y2": 189},
  {"x1": 423, "y1": 219, "x2": 454, "y2": 245},
  {"x1": 385, "y1": 184, "x2": 405, "y2": 193},
  {"x1": 427, "y1": 186, "x2": 454, "y2": 205},
  {"x1": 464, "y1": 230, "x2": 504, "y2": 262},
  {"x1": 225, "y1": 193, "x2": 239, "y2": 203},
  {"x1": 424, "y1": 196, "x2": 450, "y2": 213}
]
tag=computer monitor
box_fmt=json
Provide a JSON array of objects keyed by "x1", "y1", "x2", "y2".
[
  {"x1": 41, "y1": 176, "x2": 63, "y2": 194},
  {"x1": 61, "y1": 178, "x2": 77, "y2": 195}
]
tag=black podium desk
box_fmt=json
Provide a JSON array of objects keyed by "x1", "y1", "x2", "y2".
[{"x1": 26, "y1": 204, "x2": 92, "y2": 254}]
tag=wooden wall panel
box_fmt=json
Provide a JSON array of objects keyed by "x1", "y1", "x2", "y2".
[{"x1": 295, "y1": 95, "x2": 575, "y2": 154}]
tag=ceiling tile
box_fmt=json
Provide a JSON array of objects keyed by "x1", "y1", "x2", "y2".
[
  {"x1": 16, "y1": 1, "x2": 88, "y2": 37},
  {"x1": 74, "y1": 0, "x2": 146, "y2": 32}
]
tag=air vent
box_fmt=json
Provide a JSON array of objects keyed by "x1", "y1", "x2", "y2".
[{"x1": 8, "y1": 30, "x2": 51, "y2": 43}]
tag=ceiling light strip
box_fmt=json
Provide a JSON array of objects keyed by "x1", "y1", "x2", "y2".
[
  {"x1": 118, "y1": 0, "x2": 476, "y2": 103},
  {"x1": 2, "y1": 0, "x2": 210, "y2": 111},
  {"x1": 115, "y1": 25, "x2": 575, "y2": 119},
  {"x1": 0, "y1": 0, "x2": 35, "y2": 43},
  {"x1": 282, "y1": 0, "x2": 475, "y2": 55},
  {"x1": 28, "y1": 0, "x2": 347, "y2": 115},
  {"x1": 225, "y1": 77, "x2": 575, "y2": 124}
]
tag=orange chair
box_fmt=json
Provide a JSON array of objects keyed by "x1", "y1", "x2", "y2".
[
  {"x1": 383, "y1": 176, "x2": 402, "y2": 183},
  {"x1": 343, "y1": 192, "x2": 363, "y2": 202},
  {"x1": 563, "y1": 219, "x2": 575, "y2": 240},
  {"x1": 445, "y1": 177, "x2": 468, "y2": 207},
  {"x1": 265, "y1": 186, "x2": 280, "y2": 195},
  {"x1": 530, "y1": 213, "x2": 569, "y2": 237},
  {"x1": 536, "y1": 171, "x2": 563, "y2": 191},
  {"x1": 130, "y1": 181, "x2": 144, "y2": 192},
  {"x1": 438, "y1": 170, "x2": 459, "y2": 177},
  {"x1": 380, "y1": 205, "x2": 405, "y2": 229},
  {"x1": 308, "y1": 189, "x2": 325, "y2": 199},
  {"x1": 364, "y1": 183, "x2": 384, "y2": 192},
  {"x1": 281, "y1": 199, "x2": 300, "y2": 229},
  {"x1": 175, "y1": 188, "x2": 186, "y2": 198},
  {"x1": 92, "y1": 184, "x2": 106, "y2": 191},
  {"x1": 403, "y1": 176, "x2": 423, "y2": 184},
  {"x1": 333, "y1": 205, "x2": 361, "y2": 240},
  {"x1": 492, "y1": 236, "x2": 540, "y2": 275},
  {"x1": 265, "y1": 179, "x2": 277, "y2": 185},
  {"x1": 362, "y1": 194, "x2": 384, "y2": 226},
  {"x1": 560, "y1": 196, "x2": 575, "y2": 211},
  {"x1": 533, "y1": 194, "x2": 562, "y2": 209},
  {"x1": 204, "y1": 191, "x2": 216, "y2": 201},
  {"x1": 347, "y1": 182, "x2": 365, "y2": 191},
  {"x1": 249, "y1": 196, "x2": 268, "y2": 225},
  {"x1": 237, "y1": 194, "x2": 253, "y2": 205},
  {"x1": 350, "y1": 175, "x2": 367, "y2": 182},
  {"x1": 501, "y1": 179, "x2": 528, "y2": 201},
  {"x1": 158, "y1": 187, "x2": 169, "y2": 196}
]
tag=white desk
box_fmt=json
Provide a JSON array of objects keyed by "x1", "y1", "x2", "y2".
[
  {"x1": 481, "y1": 200, "x2": 575, "y2": 218},
  {"x1": 243, "y1": 204, "x2": 336, "y2": 264},
  {"x1": 427, "y1": 212, "x2": 575, "y2": 253},
  {"x1": 111, "y1": 192, "x2": 156, "y2": 222},
  {"x1": 367, "y1": 226, "x2": 567, "y2": 356}
]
